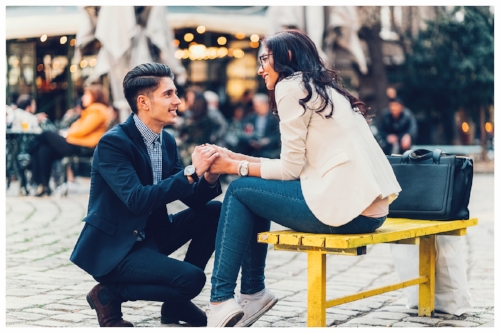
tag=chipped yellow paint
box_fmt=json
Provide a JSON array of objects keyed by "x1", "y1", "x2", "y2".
[
  {"x1": 257, "y1": 232, "x2": 278, "y2": 244},
  {"x1": 279, "y1": 233, "x2": 303, "y2": 246},
  {"x1": 302, "y1": 235, "x2": 325, "y2": 247}
]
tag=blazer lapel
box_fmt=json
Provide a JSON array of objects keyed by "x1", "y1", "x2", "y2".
[{"x1": 121, "y1": 114, "x2": 153, "y2": 182}]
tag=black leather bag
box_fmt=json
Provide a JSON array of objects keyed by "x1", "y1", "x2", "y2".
[{"x1": 387, "y1": 149, "x2": 473, "y2": 220}]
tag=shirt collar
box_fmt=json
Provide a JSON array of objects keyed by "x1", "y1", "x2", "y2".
[{"x1": 133, "y1": 114, "x2": 162, "y2": 146}]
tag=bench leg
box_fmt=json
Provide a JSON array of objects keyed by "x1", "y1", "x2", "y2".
[
  {"x1": 418, "y1": 235, "x2": 436, "y2": 317},
  {"x1": 307, "y1": 252, "x2": 326, "y2": 327}
]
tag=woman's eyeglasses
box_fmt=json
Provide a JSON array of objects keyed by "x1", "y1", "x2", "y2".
[{"x1": 258, "y1": 53, "x2": 272, "y2": 66}]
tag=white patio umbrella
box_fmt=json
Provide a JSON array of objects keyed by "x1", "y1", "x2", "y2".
[
  {"x1": 73, "y1": 6, "x2": 187, "y2": 122},
  {"x1": 264, "y1": 6, "x2": 367, "y2": 74}
]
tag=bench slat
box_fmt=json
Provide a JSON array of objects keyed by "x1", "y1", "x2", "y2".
[{"x1": 258, "y1": 218, "x2": 478, "y2": 249}]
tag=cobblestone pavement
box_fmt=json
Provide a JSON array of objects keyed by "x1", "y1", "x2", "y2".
[{"x1": 4, "y1": 172, "x2": 495, "y2": 328}]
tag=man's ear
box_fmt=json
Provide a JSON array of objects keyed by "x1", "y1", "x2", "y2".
[
  {"x1": 288, "y1": 50, "x2": 292, "y2": 61},
  {"x1": 137, "y1": 95, "x2": 150, "y2": 111}
]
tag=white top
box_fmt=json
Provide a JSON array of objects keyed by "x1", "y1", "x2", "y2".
[
  {"x1": 7, "y1": 107, "x2": 42, "y2": 133},
  {"x1": 260, "y1": 73, "x2": 401, "y2": 227}
]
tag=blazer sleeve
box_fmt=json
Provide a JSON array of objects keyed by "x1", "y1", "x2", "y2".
[
  {"x1": 260, "y1": 79, "x2": 311, "y2": 180},
  {"x1": 96, "y1": 132, "x2": 198, "y2": 216}
]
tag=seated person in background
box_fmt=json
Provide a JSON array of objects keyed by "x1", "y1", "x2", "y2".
[
  {"x1": 178, "y1": 91, "x2": 221, "y2": 166},
  {"x1": 204, "y1": 90, "x2": 229, "y2": 147},
  {"x1": 378, "y1": 98, "x2": 418, "y2": 155},
  {"x1": 28, "y1": 83, "x2": 111, "y2": 196},
  {"x1": 224, "y1": 103, "x2": 246, "y2": 154},
  {"x1": 7, "y1": 94, "x2": 43, "y2": 133},
  {"x1": 239, "y1": 93, "x2": 281, "y2": 159}
]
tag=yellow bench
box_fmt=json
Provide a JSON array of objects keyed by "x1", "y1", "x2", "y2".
[{"x1": 257, "y1": 217, "x2": 478, "y2": 327}]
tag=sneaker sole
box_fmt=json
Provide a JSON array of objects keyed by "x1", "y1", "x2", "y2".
[
  {"x1": 235, "y1": 297, "x2": 278, "y2": 327},
  {"x1": 219, "y1": 310, "x2": 244, "y2": 327}
]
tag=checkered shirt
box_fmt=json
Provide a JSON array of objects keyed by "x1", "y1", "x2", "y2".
[{"x1": 133, "y1": 114, "x2": 162, "y2": 185}]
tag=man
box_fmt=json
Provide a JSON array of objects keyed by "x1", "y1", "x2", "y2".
[
  {"x1": 7, "y1": 94, "x2": 42, "y2": 133},
  {"x1": 378, "y1": 98, "x2": 418, "y2": 155},
  {"x1": 70, "y1": 63, "x2": 222, "y2": 327},
  {"x1": 203, "y1": 90, "x2": 229, "y2": 146},
  {"x1": 239, "y1": 93, "x2": 280, "y2": 159}
]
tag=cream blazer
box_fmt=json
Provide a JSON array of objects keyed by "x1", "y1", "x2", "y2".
[{"x1": 260, "y1": 74, "x2": 401, "y2": 227}]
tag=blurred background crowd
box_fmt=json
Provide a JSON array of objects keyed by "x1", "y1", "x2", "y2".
[{"x1": 5, "y1": 5, "x2": 494, "y2": 196}]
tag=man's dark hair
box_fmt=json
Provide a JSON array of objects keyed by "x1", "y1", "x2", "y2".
[
  {"x1": 16, "y1": 94, "x2": 33, "y2": 111},
  {"x1": 389, "y1": 98, "x2": 404, "y2": 105},
  {"x1": 123, "y1": 63, "x2": 175, "y2": 114}
]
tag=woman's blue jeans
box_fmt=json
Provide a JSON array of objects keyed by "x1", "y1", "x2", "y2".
[{"x1": 210, "y1": 177, "x2": 386, "y2": 302}]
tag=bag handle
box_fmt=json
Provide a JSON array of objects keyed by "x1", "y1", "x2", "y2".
[{"x1": 401, "y1": 148, "x2": 444, "y2": 164}]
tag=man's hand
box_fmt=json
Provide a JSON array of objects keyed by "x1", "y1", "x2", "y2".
[
  {"x1": 191, "y1": 145, "x2": 220, "y2": 178},
  {"x1": 386, "y1": 134, "x2": 398, "y2": 144},
  {"x1": 36, "y1": 112, "x2": 48, "y2": 123},
  {"x1": 401, "y1": 134, "x2": 412, "y2": 150}
]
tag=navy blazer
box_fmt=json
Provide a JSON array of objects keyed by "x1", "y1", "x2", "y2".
[{"x1": 70, "y1": 114, "x2": 222, "y2": 277}]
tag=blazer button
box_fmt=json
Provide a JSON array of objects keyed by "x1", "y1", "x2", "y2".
[{"x1": 133, "y1": 230, "x2": 138, "y2": 236}]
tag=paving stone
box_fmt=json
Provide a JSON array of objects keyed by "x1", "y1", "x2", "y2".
[
  {"x1": 403, "y1": 316, "x2": 443, "y2": 325},
  {"x1": 42, "y1": 303, "x2": 83, "y2": 311},
  {"x1": 391, "y1": 321, "x2": 430, "y2": 327},
  {"x1": 437, "y1": 320, "x2": 480, "y2": 327},
  {"x1": 49, "y1": 313, "x2": 87, "y2": 323},
  {"x1": 8, "y1": 311, "x2": 50, "y2": 321},
  {"x1": 346, "y1": 317, "x2": 398, "y2": 326},
  {"x1": 365, "y1": 311, "x2": 409, "y2": 320},
  {"x1": 377, "y1": 305, "x2": 419, "y2": 314},
  {"x1": 326, "y1": 308, "x2": 360, "y2": 316},
  {"x1": 326, "y1": 313, "x2": 350, "y2": 326},
  {"x1": 29, "y1": 320, "x2": 75, "y2": 327}
]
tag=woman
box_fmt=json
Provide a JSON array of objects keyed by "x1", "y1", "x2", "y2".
[
  {"x1": 29, "y1": 84, "x2": 110, "y2": 196},
  {"x1": 203, "y1": 29, "x2": 401, "y2": 327}
]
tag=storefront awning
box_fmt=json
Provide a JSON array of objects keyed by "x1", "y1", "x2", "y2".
[{"x1": 6, "y1": 6, "x2": 269, "y2": 40}]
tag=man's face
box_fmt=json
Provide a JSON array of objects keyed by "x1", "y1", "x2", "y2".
[
  {"x1": 253, "y1": 99, "x2": 269, "y2": 116},
  {"x1": 144, "y1": 77, "x2": 181, "y2": 127},
  {"x1": 389, "y1": 101, "x2": 403, "y2": 119}
]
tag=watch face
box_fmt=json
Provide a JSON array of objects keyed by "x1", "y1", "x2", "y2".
[
  {"x1": 185, "y1": 165, "x2": 195, "y2": 175},
  {"x1": 240, "y1": 163, "x2": 249, "y2": 176}
]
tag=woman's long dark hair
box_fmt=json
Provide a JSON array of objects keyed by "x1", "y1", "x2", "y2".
[{"x1": 261, "y1": 29, "x2": 369, "y2": 120}]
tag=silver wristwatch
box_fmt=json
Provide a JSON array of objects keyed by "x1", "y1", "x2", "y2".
[
  {"x1": 184, "y1": 165, "x2": 199, "y2": 182},
  {"x1": 238, "y1": 161, "x2": 249, "y2": 177}
]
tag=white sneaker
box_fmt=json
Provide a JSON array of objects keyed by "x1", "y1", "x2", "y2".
[
  {"x1": 235, "y1": 289, "x2": 278, "y2": 327},
  {"x1": 206, "y1": 298, "x2": 244, "y2": 327}
]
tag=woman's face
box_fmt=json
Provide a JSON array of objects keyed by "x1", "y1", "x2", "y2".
[
  {"x1": 257, "y1": 48, "x2": 279, "y2": 90},
  {"x1": 81, "y1": 90, "x2": 93, "y2": 108}
]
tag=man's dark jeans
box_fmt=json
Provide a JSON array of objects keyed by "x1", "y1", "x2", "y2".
[{"x1": 94, "y1": 201, "x2": 221, "y2": 304}]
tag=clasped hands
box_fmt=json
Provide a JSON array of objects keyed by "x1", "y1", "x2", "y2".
[{"x1": 190, "y1": 144, "x2": 237, "y2": 184}]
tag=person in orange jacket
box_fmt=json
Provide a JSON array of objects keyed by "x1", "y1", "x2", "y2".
[{"x1": 29, "y1": 84, "x2": 111, "y2": 196}]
